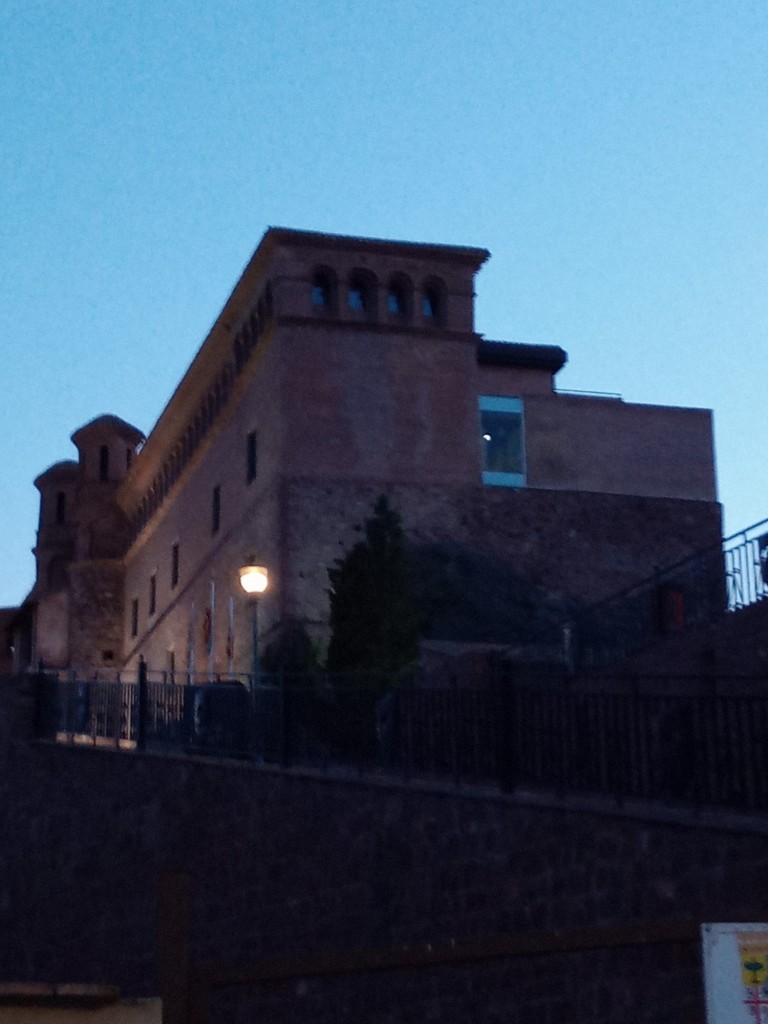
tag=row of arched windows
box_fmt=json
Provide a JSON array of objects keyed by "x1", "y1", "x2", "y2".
[
  {"x1": 130, "y1": 282, "x2": 275, "y2": 541},
  {"x1": 311, "y1": 267, "x2": 447, "y2": 327}
]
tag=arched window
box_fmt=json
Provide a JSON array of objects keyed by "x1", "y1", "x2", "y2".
[
  {"x1": 386, "y1": 274, "x2": 412, "y2": 319},
  {"x1": 347, "y1": 270, "x2": 378, "y2": 318},
  {"x1": 312, "y1": 267, "x2": 337, "y2": 311},
  {"x1": 421, "y1": 277, "x2": 446, "y2": 327}
]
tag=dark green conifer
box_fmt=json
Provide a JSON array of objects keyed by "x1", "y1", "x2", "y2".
[{"x1": 326, "y1": 495, "x2": 421, "y2": 673}]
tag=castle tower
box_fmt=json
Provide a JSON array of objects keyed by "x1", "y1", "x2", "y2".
[{"x1": 28, "y1": 415, "x2": 144, "y2": 669}]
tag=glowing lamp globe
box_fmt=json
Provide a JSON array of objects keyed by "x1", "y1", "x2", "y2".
[{"x1": 239, "y1": 564, "x2": 269, "y2": 595}]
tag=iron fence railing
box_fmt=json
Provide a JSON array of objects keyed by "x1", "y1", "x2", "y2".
[
  {"x1": 34, "y1": 669, "x2": 768, "y2": 813},
  {"x1": 498, "y1": 685, "x2": 768, "y2": 811},
  {"x1": 570, "y1": 518, "x2": 768, "y2": 669}
]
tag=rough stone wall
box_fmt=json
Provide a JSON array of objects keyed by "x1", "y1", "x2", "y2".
[
  {"x1": 209, "y1": 942, "x2": 703, "y2": 1024},
  {"x1": 283, "y1": 478, "x2": 723, "y2": 636},
  {"x1": 34, "y1": 592, "x2": 70, "y2": 669},
  {"x1": 0, "y1": 674, "x2": 766, "y2": 1023},
  {"x1": 67, "y1": 561, "x2": 125, "y2": 667},
  {"x1": 580, "y1": 597, "x2": 768, "y2": 688}
]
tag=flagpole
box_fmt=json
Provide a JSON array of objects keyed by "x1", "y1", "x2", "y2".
[
  {"x1": 227, "y1": 595, "x2": 234, "y2": 677},
  {"x1": 208, "y1": 577, "x2": 216, "y2": 680}
]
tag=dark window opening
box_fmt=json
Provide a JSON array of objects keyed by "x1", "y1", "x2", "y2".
[
  {"x1": 387, "y1": 288, "x2": 404, "y2": 315},
  {"x1": 246, "y1": 431, "x2": 257, "y2": 484},
  {"x1": 149, "y1": 574, "x2": 157, "y2": 616},
  {"x1": 130, "y1": 598, "x2": 139, "y2": 638},
  {"x1": 313, "y1": 281, "x2": 330, "y2": 307},
  {"x1": 348, "y1": 283, "x2": 366, "y2": 311},
  {"x1": 102, "y1": 650, "x2": 114, "y2": 662},
  {"x1": 312, "y1": 269, "x2": 336, "y2": 312},
  {"x1": 126, "y1": 448, "x2": 133, "y2": 471},
  {"x1": 212, "y1": 485, "x2": 221, "y2": 534},
  {"x1": 99, "y1": 445, "x2": 110, "y2": 482},
  {"x1": 171, "y1": 543, "x2": 180, "y2": 588},
  {"x1": 55, "y1": 491, "x2": 66, "y2": 525},
  {"x1": 422, "y1": 288, "x2": 439, "y2": 320}
]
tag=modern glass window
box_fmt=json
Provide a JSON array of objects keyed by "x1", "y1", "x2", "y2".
[
  {"x1": 212, "y1": 485, "x2": 221, "y2": 534},
  {"x1": 246, "y1": 430, "x2": 257, "y2": 484},
  {"x1": 171, "y1": 543, "x2": 180, "y2": 588},
  {"x1": 479, "y1": 396, "x2": 526, "y2": 487}
]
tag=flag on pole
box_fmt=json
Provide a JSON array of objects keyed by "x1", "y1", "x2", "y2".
[
  {"x1": 208, "y1": 577, "x2": 216, "y2": 678},
  {"x1": 187, "y1": 601, "x2": 196, "y2": 680}
]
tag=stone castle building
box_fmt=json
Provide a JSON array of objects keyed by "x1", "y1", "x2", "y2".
[{"x1": 11, "y1": 228, "x2": 720, "y2": 675}]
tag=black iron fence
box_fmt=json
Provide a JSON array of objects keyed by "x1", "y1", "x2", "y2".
[
  {"x1": 34, "y1": 668, "x2": 768, "y2": 813},
  {"x1": 35, "y1": 671, "x2": 253, "y2": 758},
  {"x1": 570, "y1": 518, "x2": 768, "y2": 669}
]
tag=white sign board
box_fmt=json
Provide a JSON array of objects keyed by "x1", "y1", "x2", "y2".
[{"x1": 702, "y1": 923, "x2": 768, "y2": 1023}]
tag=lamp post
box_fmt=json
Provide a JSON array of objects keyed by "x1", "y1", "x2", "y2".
[{"x1": 238, "y1": 563, "x2": 269, "y2": 695}]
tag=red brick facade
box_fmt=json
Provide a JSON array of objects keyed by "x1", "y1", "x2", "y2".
[{"x1": 15, "y1": 228, "x2": 720, "y2": 673}]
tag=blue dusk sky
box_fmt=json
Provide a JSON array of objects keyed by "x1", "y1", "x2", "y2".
[{"x1": 1, "y1": 1, "x2": 767, "y2": 607}]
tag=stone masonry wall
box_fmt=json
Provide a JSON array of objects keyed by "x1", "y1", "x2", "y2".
[
  {"x1": 283, "y1": 478, "x2": 723, "y2": 634},
  {"x1": 1, "y1": 674, "x2": 767, "y2": 1022},
  {"x1": 68, "y1": 560, "x2": 126, "y2": 667}
]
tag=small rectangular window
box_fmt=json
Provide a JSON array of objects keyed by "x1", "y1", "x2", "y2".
[
  {"x1": 212, "y1": 485, "x2": 221, "y2": 534},
  {"x1": 55, "y1": 491, "x2": 66, "y2": 524},
  {"x1": 480, "y1": 396, "x2": 526, "y2": 487},
  {"x1": 130, "y1": 598, "x2": 139, "y2": 638},
  {"x1": 171, "y1": 543, "x2": 180, "y2": 588},
  {"x1": 246, "y1": 431, "x2": 257, "y2": 484},
  {"x1": 149, "y1": 574, "x2": 157, "y2": 615},
  {"x1": 99, "y1": 445, "x2": 110, "y2": 482}
]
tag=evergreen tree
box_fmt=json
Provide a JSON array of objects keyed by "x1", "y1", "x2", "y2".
[{"x1": 326, "y1": 496, "x2": 421, "y2": 673}]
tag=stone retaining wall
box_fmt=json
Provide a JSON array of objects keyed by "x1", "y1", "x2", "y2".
[{"x1": 0, "y1": 674, "x2": 765, "y2": 1022}]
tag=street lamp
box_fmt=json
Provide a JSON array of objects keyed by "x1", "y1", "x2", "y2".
[
  {"x1": 239, "y1": 564, "x2": 269, "y2": 596},
  {"x1": 239, "y1": 563, "x2": 269, "y2": 691}
]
